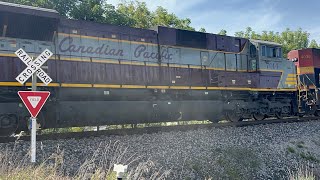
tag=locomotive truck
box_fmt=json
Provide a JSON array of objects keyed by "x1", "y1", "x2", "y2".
[{"x1": 0, "y1": 1, "x2": 319, "y2": 136}]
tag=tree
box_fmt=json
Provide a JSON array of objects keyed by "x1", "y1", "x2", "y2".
[
  {"x1": 117, "y1": 1, "x2": 152, "y2": 29},
  {"x1": 3, "y1": 0, "x2": 199, "y2": 31},
  {"x1": 152, "y1": 6, "x2": 194, "y2": 30},
  {"x1": 3, "y1": 0, "x2": 76, "y2": 16},
  {"x1": 69, "y1": 0, "x2": 105, "y2": 22},
  {"x1": 235, "y1": 27, "x2": 311, "y2": 57},
  {"x1": 309, "y1": 39, "x2": 319, "y2": 48},
  {"x1": 103, "y1": 3, "x2": 134, "y2": 27},
  {"x1": 280, "y1": 28, "x2": 309, "y2": 57},
  {"x1": 235, "y1": 27, "x2": 260, "y2": 39},
  {"x1": 199, "y1": 28, "x2": 206, "y2": 33},
  {"x1": 218, "y1": 29, "x2": 227, "y2": 35}
]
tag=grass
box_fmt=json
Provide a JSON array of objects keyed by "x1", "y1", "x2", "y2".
[
  {"x1": 18, "y1": 120, "x2": 217, "y2": 137},
  {"x1": 36, "y1": 120, "x2": 211, "y2": 134},
  {"x1": 287, "y1": 141, "x2": 320, "y2": 164},
  {"x1": 288, "y1": 165, "x2": 316, "y2": 180},
  {"x1": 186, "y1": 147, "x2": 263, "y2": 179},
  {"x1": 0, "y1": 141, "x2": 170, "y2": 180},
  {"x1": 287, "y1": 146, "x2": 296, "y2": 153},
  {"x1": 299, "y1": 152, "x2": 320, "y2": 163}
]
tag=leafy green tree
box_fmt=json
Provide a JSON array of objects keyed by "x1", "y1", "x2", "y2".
[
  {"x1": 235, "y1": 27, "x2": 260, "y2": 39},
  {"x1": 3, "y1": 0, "x2": 76, "y2": 16},
  {"x1": 198, "y1": 28, "x2": 206, "y2": 32},
  {"x1": 117, "y1": 1, "x2": 152, "y2": 29},
  {"x1": 151, "y1": 6, "x2": 194, "y2": 30},
  {"x1": 218, "y1": 29, "x2": 227, "y2": 35},
  {"x1": 235, "y1": 27, "x2": 311, "y2": 57},
  {"x1": 280, "y1": 28, "x2": 309, "y2": 57},
  {"x1": 69, "y1": 0, "x2": 105, "y2": 22},
  {"x1": 103, "y1": 3, "x2": 135, "y2": 27},
  {"x1": 309, "y1": 39, "x2": 319, "y2": 48},
  {"x1": 3, "y1": 0, "x2": 199, "y2": 31}
]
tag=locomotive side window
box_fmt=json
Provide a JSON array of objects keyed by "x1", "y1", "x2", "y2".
[
  {"x1": 261, "y1": 45, "x2": 266, "y2": 56},
  {"x1": 250, "y1": 45, "x2": 257, "y2": 58},
  {"x1": 276, "y1": 47, "x2": 282, "y2": 57},
  {"x1": 261, "y1": 45, "x2": 282, "y2": 58}
]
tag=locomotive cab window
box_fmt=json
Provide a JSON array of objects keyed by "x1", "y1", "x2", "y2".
[
  {"x1": 261, "y1": 45, "x2": 282, "y2": 58},
  {"x1": 250, "y1": 45, "x2": 257, "y2": 58}
]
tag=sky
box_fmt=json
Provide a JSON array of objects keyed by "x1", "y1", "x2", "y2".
[{"x1": 108, "y1": 0, "x2": 320, "y2": 44}]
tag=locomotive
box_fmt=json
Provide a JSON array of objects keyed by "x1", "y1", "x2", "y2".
[{"x1": 0, "y1": 2, "x2": 319, "y2": 136}]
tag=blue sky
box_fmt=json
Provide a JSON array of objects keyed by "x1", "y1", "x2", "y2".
[{"x1": 108, "y1": 0, "x2": 320, "y2": 44}]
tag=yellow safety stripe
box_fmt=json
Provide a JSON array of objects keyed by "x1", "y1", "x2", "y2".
[
  {"x1": 285, "y1": 82, "x2": 297, "y2": 85},
  {"x1": 287, "y1": 74, "x2": 297, "y2": 77},
  {"x1": 286, "y1": 77, "x2": 297, "y2": 81},
  {"x1": 61, "y1": 83, "x2": 92, "y2": 87},
  {"x1": 25, "y1": 82, "x2": 60, "y2": 87},
  {"x1": 0, "y1": 81, "x2": 297, "y2": 91}
]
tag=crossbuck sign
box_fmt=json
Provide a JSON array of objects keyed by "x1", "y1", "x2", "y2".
[{"x1": 15, "y1": 48, "x2": 53, "y2": 85}]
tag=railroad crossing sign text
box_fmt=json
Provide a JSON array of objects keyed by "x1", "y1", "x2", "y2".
[{"x1": 15, "y1": 48, "x2": 53, "y2": 85}]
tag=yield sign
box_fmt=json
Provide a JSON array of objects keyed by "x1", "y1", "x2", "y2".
[{"x1": 18, "y1": 91, "x2": 50, "y2": 118}]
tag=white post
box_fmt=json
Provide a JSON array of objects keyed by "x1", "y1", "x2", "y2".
[
  {"x1": 31, "y1": 117, "x2": 37, "y2": 163},
  {"x1": 31, "y1": 59, "x2": 37, "y2": 163}
]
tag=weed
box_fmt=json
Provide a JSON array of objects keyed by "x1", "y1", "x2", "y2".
[
  {"x1": 214, "y1": 147, "x2": 261, "y2": 179},
  {"x1": 297, "y1": 144, "x2": 304, "y2": 148},
  {"x1": 0, "y1": 141, "x2": 170, "y2": 180},
  {"x1": 299, "y1": 152, "x2": 320, "y2": 163},
  {"x1": 288, "y1": 164, "x2": 316, "y2": 180},
  {"x1": 287, "y1": 146, "x2": 296, "y2": 153}
]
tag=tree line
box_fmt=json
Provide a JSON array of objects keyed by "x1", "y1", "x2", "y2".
[
  {"x1": 220, "y1": 27, "x2": 318, "y2": 57},
  {"x1": 4, "y1": 0, "x2": 200, "y2": 31},
  {"x1": 3, "y1": 0, "x2": 319, "y2": 57}
]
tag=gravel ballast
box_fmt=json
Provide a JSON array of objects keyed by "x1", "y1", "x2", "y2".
[{"x1": 1, "y1": 120, "x2": 320, "y2": 179}]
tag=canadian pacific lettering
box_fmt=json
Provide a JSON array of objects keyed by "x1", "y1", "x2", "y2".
[
  {"x1": 58, "y1": 37, "x2": 173, "y2": 61},
  {"x1": 134, "y1": 45, "x2": 172, "y2": 61},
  {"x1": 59, "y1": 37, "x2": 124, "y2": 57}
]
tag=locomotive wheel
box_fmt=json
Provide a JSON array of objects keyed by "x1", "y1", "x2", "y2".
[
  {"x1": 0, "y1": 114, "x2": 18, "y2": 137},
  {"x1": 253, "y1": 113, "x2": 265, "y2": 121},
  {"x1": 225, "y1": 111, "x2": 243, "y2": 122}
]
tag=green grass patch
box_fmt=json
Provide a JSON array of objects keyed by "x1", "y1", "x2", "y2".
[
  {"x1": 299, "y1": 152, "x2": 320, "y2": 163},
  {"x1": 287, "y1": 146, "x2": 296, "y2": 153}
]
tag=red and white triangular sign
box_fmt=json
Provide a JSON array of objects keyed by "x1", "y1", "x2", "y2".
[{"x1": 18, "y1": 91, "x2": 50, "y2": 118}]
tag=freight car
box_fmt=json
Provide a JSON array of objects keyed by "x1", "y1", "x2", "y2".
[{"x1": 0, "y1": 2, "x2": 318, "y2": 136}]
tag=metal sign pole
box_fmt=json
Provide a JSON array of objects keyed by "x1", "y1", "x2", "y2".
[
  {"x1": 31, "y1": 62, "x2": 37, "y2": 163},
  {"x1": 14, "y1": 49, "x2": 52, "y2": 163}
]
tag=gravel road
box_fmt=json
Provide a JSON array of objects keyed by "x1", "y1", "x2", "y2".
[{"x1": 1, "y1": 120, "x2": 320, "y2": 179}]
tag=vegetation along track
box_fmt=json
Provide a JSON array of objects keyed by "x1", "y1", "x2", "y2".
[{"x1": 1, "y1": 116, "x2": 319, "y2": 144}]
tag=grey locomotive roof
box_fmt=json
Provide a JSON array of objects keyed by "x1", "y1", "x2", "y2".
[
  {"x1": 0, "y1": 1, "x2": 59, "y2": 18},
  {"x1": 250, "y1": 39, "x2": 282, "y2": 46}
]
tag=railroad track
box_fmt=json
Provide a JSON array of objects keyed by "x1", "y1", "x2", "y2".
[{"x1": 1, "y1": 116, "x2": 319, "y2": 144}]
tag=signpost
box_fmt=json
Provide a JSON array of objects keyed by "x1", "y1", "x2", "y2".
[
  {"x1": 18, "y1": 91, "x2": 50, "y2": 162},
  {"x1": 15, "y1": 48, "x2": 53, "y2": 163}
]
